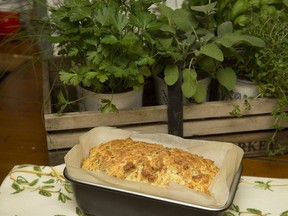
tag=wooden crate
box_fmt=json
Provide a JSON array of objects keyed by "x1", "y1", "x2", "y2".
[{"x1": 42, "y1": 59, "x2": 288, "y2": 165}]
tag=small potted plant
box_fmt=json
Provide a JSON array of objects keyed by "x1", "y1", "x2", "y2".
[
  {"x1": 212, "y1": 1, "x2": 288, "y2": 155},
  {"x1": 42, "y1": 0, "x2": 161, "y2": 112},
  {"x1": 235, "y1": 5, "x2": 288, "y2": 155},
  {"x1": 146, "y1": 1, "x2": 265, "y2": 104}
]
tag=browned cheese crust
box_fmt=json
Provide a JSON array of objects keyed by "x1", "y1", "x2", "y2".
[{"x1": 81, "y1": 138, "x2": 220, "y2": 195}]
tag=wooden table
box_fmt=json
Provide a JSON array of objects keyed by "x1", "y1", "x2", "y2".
[
  {"x1": 0, "y1": 39, "x2": 49, "y2": 184},
  {"x1": 242, "y1": 154, "x2": 288, "y2": 178}
]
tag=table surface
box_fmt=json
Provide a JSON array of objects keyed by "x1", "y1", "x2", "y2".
[
  {"x1": 242, "y1": 153, "x2": 288, "y2": 178},
  {"x1": 0, "y1": 164, "x2": 287, "y2": 216}
]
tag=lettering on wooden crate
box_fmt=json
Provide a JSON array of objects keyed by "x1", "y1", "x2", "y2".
[{"x1": 236, "y1": 140, "x2": 267, "y2": 153}]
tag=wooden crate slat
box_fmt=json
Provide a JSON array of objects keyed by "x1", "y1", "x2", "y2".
[
  {"x1": 47, "y1": 115, "x2": 288, "y2": 150},
  {"x1": 46, "y1": 131, "x2": 84, "y2": 150},
  {"x1": 44, "y1": 105, "x2": 168, "y2": 131},
  {"x1": 183, "y1": 98, "x2": 280, "y2": 119},
  {"x1": 44, "y1": 98, "x2": 283, "y2": 131},
  {"x1": 124, "y1": 115, "x2": 287, "y2": 137},
  {"x1": 193, "y1": 130, "x2": 288, "y2": 157},
  {"x1": 195, "y1": 130, "x2": 288, "y2": 143},
  {"x1": 183, "y1": 115, "x2": 283, "y2": 136}
]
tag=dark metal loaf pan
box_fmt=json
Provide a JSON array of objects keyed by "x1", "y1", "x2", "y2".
[{"x1": 64, "y1": 164, "x2": 242, "y2": 216}]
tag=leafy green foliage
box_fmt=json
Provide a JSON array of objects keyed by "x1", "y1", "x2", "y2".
[
  {"x1": 198, "y1": 43, "x2": 223, "y2": 62},
  {"x1": 230, "y1": 104, "x2": 242, "y2": 117},
  {"x1": 172, "y1": 9, "x2": 198, "y2": 32},
  {"x1": 164, "y1": 64, "x2": 179, "y2": 86},
  {"x1": 181, "y1": 69, "x2": 197, "y2": 98},
  {"x1": 46, "y1": 0, "x2": 160, "y2": 94},
  {"x1": 193, "y1": 82, "x2": 207, "y2": 103},
  {"x1": 185, "y1": 0, "x2": 287, "y2": 156},
  {"x1": 236, "y1": 8, "x2": 288, "y2": 155},
  {"x1": 145, "y1": 1, "x2": 265, "y2": 102},
  {"x1": 240, "y1": 10, "x2": 288, "y2": 91},
  {"x1": 216, "y1": 67, "x2": 237, "y2": 91},
  {"x1": 100, "y1": 99, "x2": 119, "y2": 113},
  {"x1": 39, "y1": 0, "x2": 267, "y2": 108}
]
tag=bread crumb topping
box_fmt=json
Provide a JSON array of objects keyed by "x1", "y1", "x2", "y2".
[{"x1": 81, "y1": 138, "x2": 219, "y2": 195}]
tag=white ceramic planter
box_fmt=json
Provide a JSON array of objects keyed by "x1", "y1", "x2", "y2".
[
  {"x1": 77, "y1": 87, "x2": 143, "y2": 111},
  {"x1": 232, "y1": 79, "x2": 259, "y2": 100},
  {"x1": 153, "y1": 75, "x2": 211, "y2": 105}
]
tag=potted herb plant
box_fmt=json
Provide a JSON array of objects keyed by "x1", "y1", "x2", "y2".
[
  {"x1": 42, "y1": 0, "x2": 161, "y2": 112},
  {"x1": 233, "y1": 4, "x2": 288, "y2": 94},
  {"x1": 145, "y1": 1, "x2": 265, "y2": 104},
  {"x1": 210, "y1": 0, "x2": 288, "y2": 155},
  {"x1": 233, "y1": 5, "x2": 288, "y2": 155}
]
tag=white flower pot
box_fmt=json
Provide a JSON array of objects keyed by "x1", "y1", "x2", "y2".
[
  {"x1": 153, "y1": 75, "x2": 211, "y2": 105},
  {"x1": 77, "y1": 87, "x2": 143, "y2": 111},
  {"x1": 232, "y1": 79, "x2": 259, "y2": 100}
]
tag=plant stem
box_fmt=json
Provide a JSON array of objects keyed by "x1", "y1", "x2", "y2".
[{"x1": 9, "y1": 167, "x2": 65, "y2": 180}]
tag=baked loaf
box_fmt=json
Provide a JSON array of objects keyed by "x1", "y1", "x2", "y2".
[{"x1": 81, "y1": 138, "x2": 220, "y2": 195}]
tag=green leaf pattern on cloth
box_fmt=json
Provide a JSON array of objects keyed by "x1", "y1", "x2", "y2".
[
  {"x1": 225, "y1": 177, "x2": 288, "y2": 216},
  {"x1": 7, "y1": 165, "x2": 84, "y2": 216},
  {"x1": 1, "y1": 165, "x2": 287, "y2": 216}
]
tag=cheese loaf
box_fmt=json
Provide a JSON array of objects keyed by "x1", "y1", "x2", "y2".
[{"x1": 81, "y1": 138, "x2": 220, "y2": 195}]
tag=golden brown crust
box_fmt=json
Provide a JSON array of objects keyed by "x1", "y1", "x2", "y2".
[{"x1": 81, "y1": 138, "x2": 219, "y2": 195}]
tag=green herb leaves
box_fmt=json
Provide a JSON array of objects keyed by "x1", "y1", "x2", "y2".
[{"x1": 47, "y1": 0, "x2": 156, "y2": 95}]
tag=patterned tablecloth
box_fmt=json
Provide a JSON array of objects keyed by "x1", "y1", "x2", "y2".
[{"x1": 0, "y1": 164, "x2": 287, "y2": 216}]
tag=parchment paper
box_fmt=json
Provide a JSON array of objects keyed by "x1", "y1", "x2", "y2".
[{"x1": 64, "y1": 126, "x2": 244, "y2": 207}]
